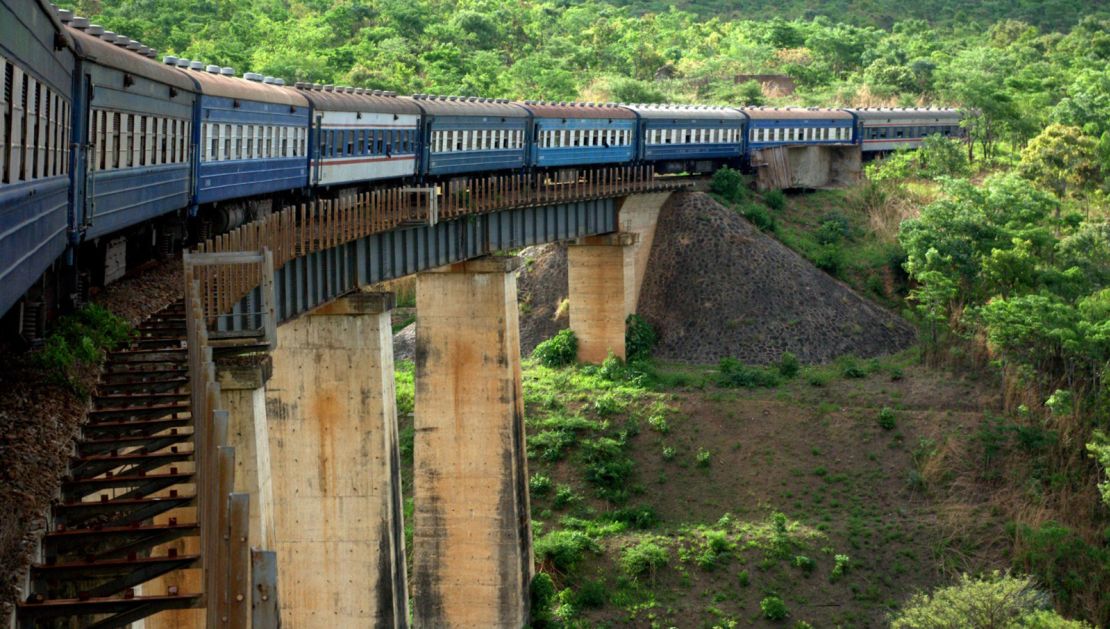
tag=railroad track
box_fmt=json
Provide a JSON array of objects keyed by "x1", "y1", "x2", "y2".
[{"x1": 17, "y1": 301, "x2": 201, "y2": 628}]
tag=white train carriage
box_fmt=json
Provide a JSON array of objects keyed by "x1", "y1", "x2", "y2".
[{"x1": 295, "y1": 84, "x2": 421, "y2": 187}]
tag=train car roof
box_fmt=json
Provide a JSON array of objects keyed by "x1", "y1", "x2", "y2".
[
  {"x1": 66, "y1": 26, "x2": 194, "y2": 90},
  {"x1": 845, "y1": 107, "x2": 962, "y2": 120},
  {"x1": 291, "y1": 84, "x2": 421, "y2": 114},
  {"x1": 621, "y1": 104, "x2": 747, "y2": 120},
  {"x1": 518, "y1": 101, "x2": 636, "y2": 120},
  {"x1": 407, "y1": 95, "x2": 530, "y2": 118},
  {"x1": 740, "y1": 107, "x2": 854, "y2": 120},
  {"x1": 178, "y1": 67, "x2": 309, "y2": 106}
]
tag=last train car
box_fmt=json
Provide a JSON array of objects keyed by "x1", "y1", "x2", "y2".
[
  {"x1": 846, "y1": 107, "x2": 964, "y2": 155},
  {"x1": 412, "y1": 95, "x2": 530, "y2": 178},
  {"x1": 294, "y1": 84, "x2": 421, "y2": 189},
  {"x1": 179, "y1": 60, "x2": 310, "y2": 231},
  {"x1": 0, "y1": 0, "x2": 74, "y2": 320},
  {"x1": 625, "y1": 104, "x2": 746, "y2": 174}
]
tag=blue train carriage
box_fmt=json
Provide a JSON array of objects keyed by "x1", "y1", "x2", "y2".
[
  {"x1": 294, "y1": 84, "x2": 421, "y2": 188},
  {"x1": 65, "y1": 17, "x2": 196, "y2": 287},
  {"x1": 178, "y1": 60, "x2": 310, "y2": 232},
  {"x1": 846, "y1": 107, "x2": 964, "y2": 155},
  {"x1": 518, "y1": 101, "x2": 636, "y2": 170},
  {"x1": 740, "y1": 106, "x2": 856, "y2": 150},
  {"x1": 0, "y1": 0, "x2": 75, "y2": 322},
  {"x1": 624, "y1": 104, "x2": 746, "y2": 174},
  {"x1": 411, "y1": 95, "x2": 529, "y2": 178}
]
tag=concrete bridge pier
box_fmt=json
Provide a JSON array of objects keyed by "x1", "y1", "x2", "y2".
[
  {"x1": 265, "y1": 292, "x2": 409, "y2": 628},
  {"x1": 412, "y1": 257, "x2": 534, "y2": 628},
  {"x1": 567, "y1": 232, "x2": 640, "y2": 363},
  {"x1": 215, "y1": 360, "x2": 276, "y2": 549}
]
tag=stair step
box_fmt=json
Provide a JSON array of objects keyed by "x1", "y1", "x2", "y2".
[
  {"x1": 70, "y1": 450, "x2": 193, "y2": 480},
  {"x1": 82, "y1": 417, "x2": 193, "y2": 439},
  {"x1": 31, "y1": 553, "x2": 199, "y2": 579},
  {"x1": 78, "y1": 431, "x2": 192, "y2": 455},
  {"x1": 99, "y1": 371, "x2": 188, "y2": 387},
  {"x1": 54, "y1": 495, "x2": 196, "y2": 529},
  {"x1": 87, "y1": 402, "x2": 190, "y2": 422},
  {"x1": 93, "y1": 392, "x2": 190, "y2": 407},
  {"x1": 17, "y1": 593, "x2": 201, "y2": 623},
  {"x1": 96, "y1": 380, "x2": 188, "y2": 396},
  {"x1": 63, "y1": 471, "x2": 194, "y2": 501}
]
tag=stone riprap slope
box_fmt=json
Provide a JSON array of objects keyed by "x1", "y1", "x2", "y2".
[{"x1": 636, "y1": 192, "x2": 916, "y2": 364}]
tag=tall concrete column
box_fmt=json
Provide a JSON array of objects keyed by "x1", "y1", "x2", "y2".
[
  {"x1": 567, "y1": 232, "x2": 639, "y2": 363},
  {"x1": 265, "y1": 292, "x2": 409, "y2": 628},
  {"x1": 412, "y1": 258, "x2": 534, "y2": 628},
  {"x1": 216, "y1": 359, "x2": 275, "y2": 549}
]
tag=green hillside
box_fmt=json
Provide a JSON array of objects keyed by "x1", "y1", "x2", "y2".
[{"x1": 599, "y1": 0, "x2": 1105, "y2": 31}]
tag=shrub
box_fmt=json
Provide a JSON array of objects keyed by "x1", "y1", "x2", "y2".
[
  {"x1": 831, "y1": 554, "x2": 851, "y2": 581},
  {"x1": 620, "y1": 538, "x2": 669, "y2": 581},
  {"x1": 741, "y1": 203, "x2": 776, "y2": 231},
  {"x1": 395, "y1": 362, "x2": 415, "y2": 416},
  {"x1": 793, "y1": 555, "x2": 816, "y2": 574},
  {"x1": 625, "y1": 314, "x2": 657, "y2": 361},
  {"x1": 761, "y1": 595, "x2": 789, "y2": 620},
  {"x1": 878, "y1": 407, "x2": 897, "y2": 430},
  {"x1": 778, "y1": 352, "x2": 800, "y2": 377},
  {"x1": 710, "y1": 166, "x2": 748, "y2": 202},
  {"x1": 764, "y1": 189, "x2": 787, "y2": 211},
  {"x1": 533, "y1": 329, "x2": 578, "y2": 367},
  {"x1": 598, "y1": 353, "x2": 627, "y2": 381},
  {"x1": 813, "y1": 244, "x2": 843, "y2": 274},
  {"x1": 573, "y1": 579, "x2": 607, "y2": 609},
  {"x1": 530, "y1": 473, "x2": 552, "y2": 496},
  {"x1": 717, "y1": 357, "x2": 781, "y2": 388},
  {"x1": 738, "y1": 569, "x2": 750, "y2": 587},
  {"x1": 603, "y1": 505, "x2": 658, "y2": 529},
  {"x1": 37, "y1": 304, "x2": 132, "y2": 391},
  {"x1": 890, "y1": 572, "x2": 1087, "y2": 629},
  {"x1": 838, "y1": 356, "x2": 867, "y2": 379},
  {"x1": 529, "y1": 572, "x2": 557, "y2": 627},
  {"x1": 593, "y1": 393, "x2": 626, "y2": 417},
  {"x1": 815, "y1": 212, "x2": 851, "y2": 245},
  {"x1": 647, "y1": 413, "x2": 670, "y2": 434},
  {"x1": 696, "y1": 448, "x2": 712, "y2": 468},
  {"x1": 581, "y1": 437, "x2": 634, "y2": 501},
  {"x1": 552, "y1": 484, "x2": 579, "y2": 510},
  {"x1": 534, "y1": 530, "x2": 600, "y2": 572},
  {"x1": 662, "y1": 445, "x2": 677, "y2": 461}
]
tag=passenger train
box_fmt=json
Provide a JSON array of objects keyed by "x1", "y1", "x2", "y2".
[{"x1": 0, "y1": 0, "x2": 965, "y2": 339}]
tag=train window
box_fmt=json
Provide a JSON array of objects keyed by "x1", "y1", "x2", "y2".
[{"x1": 895, "y1": 128, "x2": 905, "y2": 139}]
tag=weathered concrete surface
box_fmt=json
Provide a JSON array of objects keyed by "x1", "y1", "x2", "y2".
[
  {"x1": 266, "y1": 292, "x2": 409, "y2": 628},
  {"x1": 412, "y1": 258, "x2": 534, "y2": 628},
  {"x1": 567, "y1": 233, "x2": 638, "y2": 363},
  {"x1": 217, "y1": 360, "x2": 275, "y2": 549},
  {"x1": 617, "y1": 192, "x2": 671, "y2": 309},
  {"x1": 753, "y1": 145, "x2": 861, "y2": 190}
]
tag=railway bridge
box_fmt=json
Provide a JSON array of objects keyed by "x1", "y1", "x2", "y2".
[{"x1": 164, "y1": 167, "x2": 680, "y2": 628}]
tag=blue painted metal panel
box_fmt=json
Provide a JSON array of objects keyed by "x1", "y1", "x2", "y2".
[
  {"x1": 0, "y1": 177, "x2": 69, "y2": 316},
  {"x1": 84, "y1": 164, "x2": 190, "y2": 239}
]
